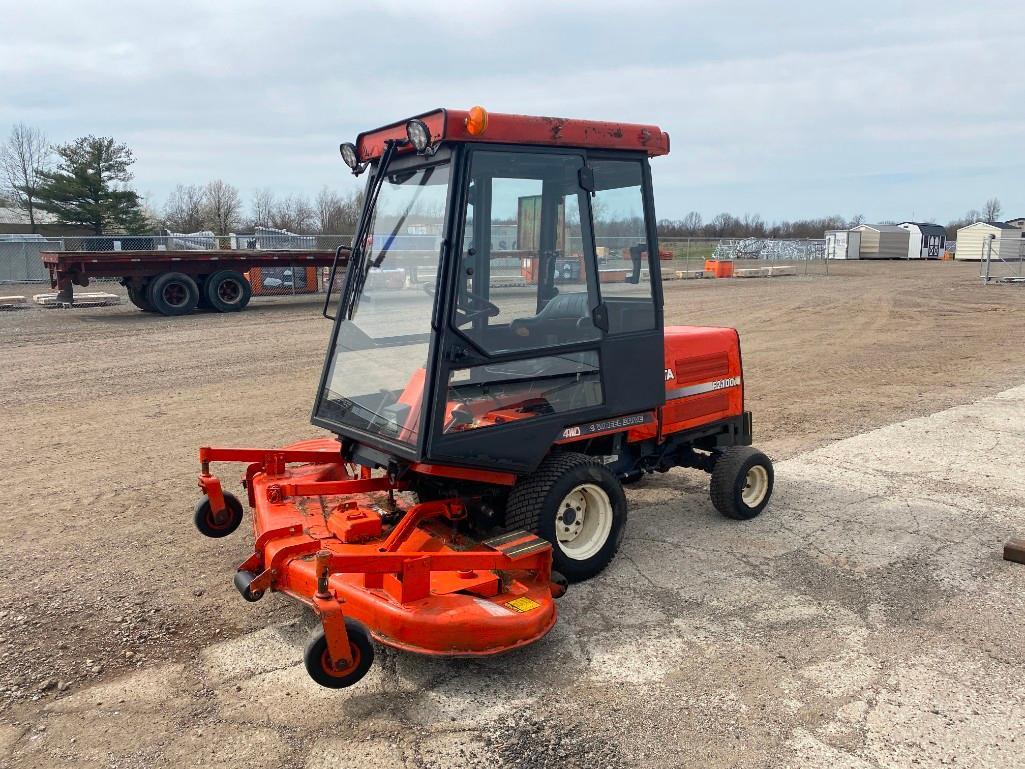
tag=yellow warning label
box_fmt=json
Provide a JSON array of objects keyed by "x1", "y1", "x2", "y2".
[{"x1": 506, "y1": 597, "x2": 541, "y2": 613}]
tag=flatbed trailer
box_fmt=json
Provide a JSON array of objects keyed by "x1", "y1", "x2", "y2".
[{"x1": 41, "y1": 247, "x2": 350, "y2": 316}]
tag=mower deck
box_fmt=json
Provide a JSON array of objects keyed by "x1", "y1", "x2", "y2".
[{"x1": 196, "y1": 438, "x2": 558, "y2": 684}]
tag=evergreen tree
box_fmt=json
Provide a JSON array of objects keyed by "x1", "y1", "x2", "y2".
[{"x1": 36, "y1": 136, "x2": 149, "y2": 234}]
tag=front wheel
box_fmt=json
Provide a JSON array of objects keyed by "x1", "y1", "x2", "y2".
[
  {"x1": 505, "y1": 453, "x2": 627, "y2": 582},
  {"x1": 194, "y1": 492, "x2": 244, "y2": 538},
  {"x1": 709, "y1": 446, "x2": 773, "y2": 520}
]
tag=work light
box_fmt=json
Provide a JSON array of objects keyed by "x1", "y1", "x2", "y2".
[
  {"x1": 339, "y1": 142, "x2": 360, "y2": 171},
  {"x1": 405, "y1": 119, "x2": 431, "y2": 153}
]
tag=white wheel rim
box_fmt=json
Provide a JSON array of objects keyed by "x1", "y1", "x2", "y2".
[
  {"x1": 555, "y1": 483, "x2": 613, "y2": 561},
  {"x1": 742, "y1": 465, "x2": 769, "y2": 507}
]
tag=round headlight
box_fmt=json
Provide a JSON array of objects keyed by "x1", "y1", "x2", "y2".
[
  {"x1": 339, "y1": 142, "x2": 359, "y2": 170},
  {"x1": 406, "y1": 119, "x2": 431, "y2": 153}
]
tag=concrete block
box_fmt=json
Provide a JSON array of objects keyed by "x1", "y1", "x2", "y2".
[
  {"x1": 33, "y1": 292, "x2": 121, "y2": 308},
  {"x1": 734, "y1": 267, "x2": 766, "y2": 278},
  {"x1": 770, "y1": 265, "x2": 797, "y2": 276}
]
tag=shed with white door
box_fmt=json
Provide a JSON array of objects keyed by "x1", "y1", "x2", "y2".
[
  {"x1": 898, "y1": 222, "x2": 946, "y2": 260},
  {"x1": 851, "y1": 224, "x2": 910, "y2": 259},
  {"x1": 824, "y1": 229, "x2": 861, "y2": 259},
  {"x1": 954, "y1": 222, "x2": 1024, "y2": 261}
]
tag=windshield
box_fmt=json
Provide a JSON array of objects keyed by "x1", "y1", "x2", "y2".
[{"x1": 315, "y1": 159, "x2": 451, "y2": 445}]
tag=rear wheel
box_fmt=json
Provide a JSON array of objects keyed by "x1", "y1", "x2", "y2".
[
  {"x1": 147, "y1": 272, "x2": 199, "y2": 316},
  {"x1": 709, "y1": 446, "x2": 773, "y2": 520},
  {"x1": 204, "y1": 270, "x2": 251, "y2": 313},
  {"x1": 505, "y1": 452, "x2": 627, "y2": 582}
]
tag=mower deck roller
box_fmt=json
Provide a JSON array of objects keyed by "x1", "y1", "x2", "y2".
[
  {"x1": 197, "y1": 440, "x2": 560, "y2": 686},
  {"x1": 193, "y1": 107, "x2": 773, "y2": 688}
]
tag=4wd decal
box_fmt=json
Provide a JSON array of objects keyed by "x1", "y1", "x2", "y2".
[
  {"x1": 666, "y1": 376, "x2": 742, "y2": 400},
  {"x1": 559, "y1": 413, "x2": 654, "y2": 441}
]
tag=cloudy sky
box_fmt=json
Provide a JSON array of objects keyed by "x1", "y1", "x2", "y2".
[{"x1": 2, "y1": 0, "x2": 1022, "y2": 225}]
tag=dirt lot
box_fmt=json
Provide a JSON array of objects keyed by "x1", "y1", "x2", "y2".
[{"x1": 1, "y1": 260, "x2": 1023, "y2": 767}]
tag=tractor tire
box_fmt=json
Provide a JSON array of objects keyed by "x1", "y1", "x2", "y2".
[
  {"x1": 204, "y1": 270, "x2": 251, "y2": 313},
  {"x1": 303, "y1": 619, "x2": 375, "y2": 689},
  {"x1": 709, "y1": 446, "x2": 773, "y2": 520},
  {"x1": 147, "y1": 272, "x2": 199, "y2": 316},
  {"x1": 127, "y1": 284, "x2": 157, "y2": 312},
  {"x1": 194, "y1": 492, "x2": 244, "y2": 538},
  {"x1": 505, "y1": 452, "x2": 627, "y2": 583}
]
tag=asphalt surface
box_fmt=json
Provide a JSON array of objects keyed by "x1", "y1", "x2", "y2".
[{"x1": 3, "y1": 384, "x2": 1023, "y2": 768}]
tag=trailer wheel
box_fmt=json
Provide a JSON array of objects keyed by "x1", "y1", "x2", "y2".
[
  {"x1": 127, "y1": 284, "x2": 156, "y2": 312},
  {"x1": 505, "y1": 452, "x2": 627, "y2": 583},
  {"x1": 147, "y1": 272, "x2": 199, "y2": 316},
  {"x1": 194, "y1": 492, "x2": 244, "y2": 538},
  {"x1": 205, "y1": 270, "x2": 251, "y2": 313},
  {"x1": 709, "y1": 447, "x2": 773, "y2": 520},
  {"x1": 304, "y1": 619, "x2": 374, "y2": 689}
]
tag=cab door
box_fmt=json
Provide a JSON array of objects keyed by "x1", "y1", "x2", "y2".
[{"x1": 423, "y1": 145, "x2": 664, "y2": 474}]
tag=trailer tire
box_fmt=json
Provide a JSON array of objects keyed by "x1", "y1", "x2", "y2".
[
  {"x1": 304, "y1": 619, "x2": 375, "y2": 689},
  {"x1": 147, "y1": 272, "x2": 199, "y2": 316},
  {"x1": 204, "y1": 270, "x2": 251, "y2": 313},
  {"x1": 505, "y1": 452, "x2": 627, "y2": 583},
  {"x1": 710, "y1": 446, "x2": 773, "y2": 520},
  {"x1": 127, "y1": 284, "x2": 157, "y2": 312}
]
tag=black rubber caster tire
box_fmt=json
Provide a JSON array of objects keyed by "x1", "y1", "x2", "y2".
[
  {"x1": 194, "y1": 492, "x2": 244, "y2": 538},
  {"x1": 303, "y1": 619, "x2": 375, "y2": 689},
  {"x1": 505, "y1": 452, "x2": 627, "y2": 583},
  {"x1": 147, "y1": 272, "x2": 200, "y2": 316},
  {"x1": 233, "y1": 570, "x2": 264, "y2": 602},
  {"x1": 709, "y1": 446, "x2": 774, "y2": 520},
  {"x1": 204, "y1": 270, "x2": 251, "y2": 313},
  {"x1": 550, "y1": 570, "x2": 569, "y2": 599}
]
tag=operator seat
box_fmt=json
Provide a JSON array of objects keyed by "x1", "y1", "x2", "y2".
[{"x1": 510, "y1": 292, "x2": 595, "y2": 343}]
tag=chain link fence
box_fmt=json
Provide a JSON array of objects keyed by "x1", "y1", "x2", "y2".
[
  {"x1": 0, "y1": 236, "x2": 64, "y2": 283},
  {"x1": 981, "y1": 237, "x2": 1025, "y2": 285}
]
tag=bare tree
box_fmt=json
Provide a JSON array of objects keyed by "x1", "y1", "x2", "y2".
[
  {"x1": 681, "y1": 211, "x2": 702, "y2": 233},
  {"x1": 983, "y1": 197, "x2": 1002, "y2": 223},
  {"x1": 0, "y1": 123, "x2": 52, "y2": 232},
  {"x1": 204, "y1": 179, "x2": 242, "y2": 233},
  {"x1": 163, "y1": 184, "x2": 208, "y2": 232},
  {"x1": 272, "y1": 193, "x2": 316, "y2": 232},
  {"x1": 250, "y1": 187, "x2": 276, "y2": 228},
  {"x1": 848, "y1": 213, "x2": 865, "y2": 227}
]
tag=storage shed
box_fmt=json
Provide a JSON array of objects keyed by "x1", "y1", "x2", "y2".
[
  {"x1": 898, "y1": 222, "x2": 946, "y2": 260},
  {"x1": 851, "y1": 224, "x2": 910, "y2": 259},
  {"x1": 954, "y1": 222, "x2": 1024, "y2": 261},
  {"x1": 824, "y1": 229, "x2": 861, "y2": 259}
]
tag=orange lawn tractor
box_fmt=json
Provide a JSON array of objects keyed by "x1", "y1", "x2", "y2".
[{"x1": 194, "y1": 107, "x2": 774, "y2": 687}]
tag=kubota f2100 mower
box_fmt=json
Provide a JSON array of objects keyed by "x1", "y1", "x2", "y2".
[{"x1": 195, "y1": 107, "x2": 773, "y2": 687}]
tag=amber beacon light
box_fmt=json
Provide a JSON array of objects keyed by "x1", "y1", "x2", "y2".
[{"x1": 464, "y1": 105, "x2": 489, "y2": 136}]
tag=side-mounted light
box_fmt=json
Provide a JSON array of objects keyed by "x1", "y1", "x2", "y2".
[
  {"x1": 339, "y1": 142, "x2": 366, "y2": 176},
  {"x1": 405, "y1": 119, "x2": 431, "y2": 153}
]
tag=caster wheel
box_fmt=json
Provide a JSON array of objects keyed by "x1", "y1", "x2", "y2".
[
  {"x1": 194, "y1": 492, "x2": 244, "y2": 538},
  {"x1": 550, "y1": 570, "x2": 569, "y2": 599},
  {"x1": 233, "y1": 570, "x2": 264, "y2": 602},
  {"x1": 303, "y1": 619, "x2": 375, "y2": 689}
]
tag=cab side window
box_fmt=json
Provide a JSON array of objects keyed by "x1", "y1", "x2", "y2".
[{"x1": 590, "y1": 160, "x2": 656, "y2": 333}]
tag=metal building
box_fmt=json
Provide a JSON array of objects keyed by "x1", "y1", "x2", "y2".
[
  {"x1": 824, "y1": 229, "x2": 861, "y2": 259},
  {"x1": 955, "y1": 222, "x2": 1024, "y2": 261}
]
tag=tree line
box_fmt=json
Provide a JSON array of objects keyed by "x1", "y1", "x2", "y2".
[
  {"x1": 0, "y1": 123, "x2": 362, "y2": 236},
  {"x1": 0, "y1": 122, "x2": 1011, "y2": 239}
]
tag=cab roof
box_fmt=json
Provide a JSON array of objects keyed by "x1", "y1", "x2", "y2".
[{"x1": 355, "y1": 108, "x2": 670, "y2": 162}]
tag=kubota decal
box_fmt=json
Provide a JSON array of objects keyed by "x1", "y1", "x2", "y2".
[{"x1": 666, "y1": 376, "x2": 741, "y2": 401}]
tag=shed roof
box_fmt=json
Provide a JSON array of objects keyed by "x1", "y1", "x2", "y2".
[
  {"x1": 0, "y1": 206, "x2": 58, "y2": 226},
  {"x1": 854, "y1": 224, "x2": 906, "y2": 233},
  {"x1": 900, "y1": 222, "x2": 946, "y2": 237}
]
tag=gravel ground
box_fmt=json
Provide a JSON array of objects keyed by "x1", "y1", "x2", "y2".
[{"x1": 1, "y1": 260, "x2": 1023, "y2": 767}]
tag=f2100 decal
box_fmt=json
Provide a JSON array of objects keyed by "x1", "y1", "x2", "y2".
[
  {"x1": 665, "y1": 375, "x2": 742, "y2": 400},
  {"x1": 560, "y1": 412, "x2": 654, "y2": 440}
]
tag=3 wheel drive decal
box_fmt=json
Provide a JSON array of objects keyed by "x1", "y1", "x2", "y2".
[
  {"x1": 560, "y1": 412, "x2": 654, "y2": 440},
  {"x1": 666, "y1": 376, "x2": 742, "y2": 401}
]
